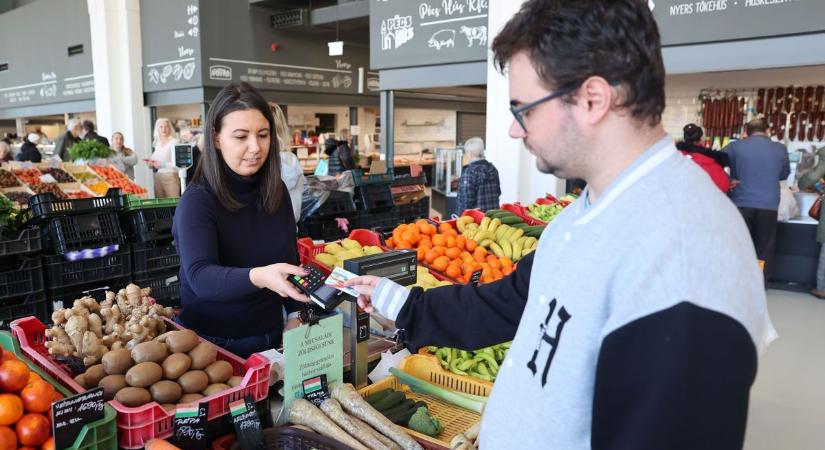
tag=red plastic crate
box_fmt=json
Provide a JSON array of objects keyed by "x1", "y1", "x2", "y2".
[
  {"x1": 297, "y1": 229, "x2": 385, "y2": 274},
  {"x1": 501, "y1": 203, "x2": 547, "y2": 226},
  {"x1": 10, "y1": 316, "x2": 271, "y2": 449}
]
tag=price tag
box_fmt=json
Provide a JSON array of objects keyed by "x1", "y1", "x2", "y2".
[
  {"x1": 229, "y1": 396, "x2": 265, "y2": 450},
  {"x1": 51, "y1": 387, "x2": 105, "y2": 450},
  {"x1": 470, "y1": 269, "x2": 483, "y2": 286},
  {"x1": 173, "y1": 402, "x2": 209, "y2": 449},
  {"x1": 302, "y1": 374, "x2": 330, "y2": 407}
]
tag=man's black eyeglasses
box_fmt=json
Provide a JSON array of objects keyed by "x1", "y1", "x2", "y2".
[{"x1": 510, "y1": 88, "x2": 577, "y2": 133}]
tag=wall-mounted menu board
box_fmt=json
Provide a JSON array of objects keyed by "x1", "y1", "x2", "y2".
[
  {"x1": 369, "y1": 0, "x2": 489, "y2": 71},
  {"x1": 141, "y1": 0, "x2": 202, "y2": 92}
]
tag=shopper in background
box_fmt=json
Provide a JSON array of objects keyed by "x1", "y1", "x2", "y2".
[
  {"x1": 16, "y1": 133, "x2": 42, "y2": 162},
  {"x1": 0, "y1": 141, "x2": 11, "y2": 162},
  {"x1": 173, "y1": 82, "x2": 308, "y2": 358},
  {"x1": 346, "y1": 1, "x2": 774, "y2": 448},
  {"x1": 1, "y1": 133, "x2": 12, "y2": 146},
  {"x1": 304, "y1": 130, "x2": 319, "y2": 155},
  {"x1": 325, "y1": 129, "x2": 355, "y2": 176},
  {"x1": 456, "y1": 136, "x2": 501, "y2": 213},
  {"x1": 272, "y1": 104, "x2": 305, "y2": 222},
  {"x1": 186, "y1": 134, "x2": 203, "y2": 183},
  {"x1": 54, "y1": 119, "x2": 83, "y2": 162},
  {"x1": 676, "y1": 123, "x2": 730, "y2": 192},
  {"x1": 81, "y1": 120, "x2": 110, "y2": 147},
  {"x1": 724, "y1": 117, "x2": 790, "y2": 281},
  {"x1": 109, "y1": 132, "x2": 138, "y2": 179},
  {"x1": 146, "y1": 118, "x2": 180, "y2": 198},
  {"x1": 797, "y1": 146, "x2": 825, "y2": 299}
]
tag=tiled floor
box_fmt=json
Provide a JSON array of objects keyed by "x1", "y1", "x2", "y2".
[{"x1": 744, "y1": 289, "x2": 825, "y2": 450}]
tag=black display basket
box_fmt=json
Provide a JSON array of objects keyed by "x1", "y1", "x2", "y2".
[
  {"x1": 43, "y1": 247, "x2": 131, "y2": 290},
  {"x1": 131, "y1": 242, "x2": 180, "y2": 276},
  {"x1": 0, "y1": 257, "x2": 44, "y2": 300},
  {"x1": 0, "y1": 227, "x2": 41, "y2": 258},
  {"x1": 41, "y1": 210, "x2": 124, "y2": 255},
  {"x1": 27, "y1": 188, "x2": 124, "y2": 222}
]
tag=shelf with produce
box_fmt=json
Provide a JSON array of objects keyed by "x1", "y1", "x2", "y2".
[
  {"x1": 57, "y1": 182, "x2": 97, "y2": 200},
  {"x1": 63, "y1": 164, "x2": 113, "y2": 197},
  {"x1": 0, "y1": 168, "x2": 23, "y2": 188},
  {"x1": 89, "y1": 165, "x2": 148, "y2": 198},
  {"x1": 1, "y1": 185, "x2": 35, "y2": 209}
]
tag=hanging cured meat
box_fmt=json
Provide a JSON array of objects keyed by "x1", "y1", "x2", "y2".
[
  {"x1": 776, "y1": 112, "x2": 787, "y2": 140},
  {"x1": 798, "y1": 112, "x2": 809, "y2": 141},
  {"x1": 789, "y1": 112, "x2": 799, "y2": 141},
  {"x1": 814, "y1": 86, "x2": 824, "y2": 113},
  {"x1": 803, "y1": 86, "x2": 815, "y2": 113},
  {"x1": 702, "y1": 98, "x2": 712, "y2": 130},
  {"x1": 756, "y1": 89, "x2": 765, "y2": 114},
  {"x1": 817, "y1": 112, "x2": 825, "y2": 141},
  {"x1": 784, "y1": 86, "x2": 794, "y2": 112},
  {"x1": 775, "y1": 87, "x2": 785, "y2": 114},
  {"x1": 793, "y1": 87, "x2": 804, "y2": 113},
  {"x1": 765, "y1": 88, "x2": 775, "y2": 114},
  {"x1": 808, "y1": 111, "x2": 818, "y2": 141}
]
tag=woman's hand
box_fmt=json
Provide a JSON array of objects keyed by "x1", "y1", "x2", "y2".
[
  {"x1": 144, "y1": 158, "x2": 162, "y2": 169},
  {"x1": 284, "y1": 317, "x2": 303, "y2": 331},
  {"x1": 343, "y1": 275, "x2": 383, "y2": 313},
  {"x1": 250, "y1": 264, "x2": 310, "y2": 302}
]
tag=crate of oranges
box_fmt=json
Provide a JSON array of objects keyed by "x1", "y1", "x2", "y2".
[
  {"x1": 0, "y1": 330, "x2": 117, "y2": 450},
  {"x1": 386, "y1": 217, "x2": 516, "y2": 285}
]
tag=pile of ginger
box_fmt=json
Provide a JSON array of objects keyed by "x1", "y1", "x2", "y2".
[{"x1": 45, "y1": 283, "x2": 174, "y2": 366}]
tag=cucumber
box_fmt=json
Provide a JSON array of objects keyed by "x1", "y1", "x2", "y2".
[
  {"x1": 388, "y1": 400, "x2": 428, "y2": 425},
  {"x1": 365, "y1": 389, "x2": 394, "y2": 406},
  {"x1": 372, "y1": 390, "x2": 406, "y2": 411},
  {"x1": 382, "y1": 398, "x2": 415, "y2": 420},
  {"x1": 500, "y1": 216, "x2": 523, "y2": 225},
  {"x1": 485, "y1": 209, "x2": 505, "y2": 217}
]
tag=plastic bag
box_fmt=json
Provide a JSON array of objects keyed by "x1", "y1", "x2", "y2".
[{"x1": 778, "y1": 181, "x2": 800, "y2": 221}]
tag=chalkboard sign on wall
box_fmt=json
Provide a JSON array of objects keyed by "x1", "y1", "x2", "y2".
[
  {"x1": 369, "y1": 0, "x2": 489, "y2": 71},
  {"x1": 141, "y1": 0, "x2": 202, "y2": 92}
]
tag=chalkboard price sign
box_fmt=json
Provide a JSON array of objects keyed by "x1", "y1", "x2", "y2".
[
  {"x1": 51, "y1": 387, "x2": 105, "y2": 450},
  {"x1": 174, "y1": 402, "x2": 209, "y2": 450},
  {"x1": 230, "y1": 396, "x2": 265, "y2": 450}
]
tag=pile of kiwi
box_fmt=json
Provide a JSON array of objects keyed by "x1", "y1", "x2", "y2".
[{"x1": 74, "y1": 330, "x2": 243, "y2": 411}]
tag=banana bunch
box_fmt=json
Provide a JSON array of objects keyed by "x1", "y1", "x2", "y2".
[
  {"x1": 407, "y1": 266, "x2": 453, "y2": 290},
  {"x1": 457, "y1": 215, "x2": 539, "y2": 262},
  {"x1": 426, "y1": 342, "x2": 512, "y2": 382},
  {"x1": 316, "y1": 238, "x2": 384, "y2": 268}
]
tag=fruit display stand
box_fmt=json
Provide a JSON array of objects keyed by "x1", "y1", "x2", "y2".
[
  {"x1": 89, "y1": 165, "x2": 148, "y2": 198},
  {"x1": 63, "y1": 164, "x2": 113, "y2": 197},
  {"x1": 0, "y1": 185, "x2": 34, "y2": 210},
  {"x1": 409, "y1": 353, "x2": 494, "y2": 394},
  {"x1": 359, "y1": 355, "x2": 485, "y2": 450},
  {"x1": 10, "y1": 316, "x2": 272, "y2": 449},
  {"x1": 0, "y1": 331, "x2": 118, "y2": 449}
]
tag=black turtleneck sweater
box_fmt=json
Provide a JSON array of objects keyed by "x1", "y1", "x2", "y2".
[{"x1": 172, "y1": 168, "x2": 302, "y2": 340}]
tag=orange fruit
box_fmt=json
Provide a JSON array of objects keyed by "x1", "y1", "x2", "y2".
[
  {"x1": 445, "y1": 247, "x2": 462, "y2": 259},
  {"x1": 455, "y1": 236, "x2": 466, "y2": 250},
  {"x1": 418, "y1": 239, "x2": 432, "y2": 251},
  {"x1": 49, "y1": 390, "x2": 63, "y2": 406},
  {"x1": 0, "y1": 426, "x2": 16, "y2": 450},
  {"x1": 421, "y1": 224, "x2": 437, "y2": 236},
  {"x1": 0, "y1": 394, "x2": 23, "y2": 426},
  {"x1": 502, "y1": 265, "x2": 514, "y2": 276},
  {"x1": 385, "y1": 237, "x2": 395, "y2": 248},
  {"x1": 464, "y1": 239, "x2": 477, "y2": 252},
  {"x1": 445, "y1": 265, "x2": 462, "y2": 279},
  {"x1": 488, "y1": 258, "x2": 502, "y2": 270},
  {"x1": 492, "y1": 268, "x2": 504, "y2": 280},
  {"x1": 0, "y1": 360, "x2": 30, "y2": 393},
  {"x1": 461, "y1": 252, "x2": 474, "y2": 263},
  {"x1": 415, "y1": 219, "x2": 429, "y2": 230},
  {"x1": 396, "y1": 240, "x2": 413, "y2": 250},
  {"x1": 433, "y1": 246, "x2": 447, "y2": 257},
  {"x1": 431, "y1": 234, "x2": 446, "y2": 247},
  {"x1": 438, "y1": 223, "x2": 453, "y2": 234},
  {"x1": 424, "y1": 249, "x2": 438, "y2": 264},
  {"x1": 401, "y1": 230, "x2": 420, "y2": 246},
  {"x1": 15, "y1": 413, "x2": 50, "y2": 447},
  {"x1": 444, "y1": 228, "x2": 458, "y2": 238},
  {"x1": 481, "y1": 275, "x2": 493, "y2": 283},
  {"x1": 26, "y1": 372, "x2": 40, "y2": 384},
  {"x1": 20, "y1": 380, "x2": 54, "y2": 414},
  {"x1": 461, "y1": 262, "x2": 476, "y2": 275},
  {"x1": 432, "y1": 256, "x2": 450, "y2": 272},
  {"x1": 416, "y1": 247, "x2": 426, "y2": 261},
  {"x1": 500, "y1": 257, "x2": 514, "y2": 267},
  {"x1": 474, "y1": 247, "x2": 488, "y2": 258},
  {"x1": 446, "y1": 237, "x2": 456, "y2": 248},
  {"x1": 41, "y1": 436, "x2": 55, "y2": 450},
  {"x1": 473, "y1": 253, "x2": 486, "y2": 263}
]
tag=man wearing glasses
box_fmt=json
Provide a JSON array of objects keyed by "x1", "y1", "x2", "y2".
[{"x1": 347, "y1": 1, "x2": 774, "y2": 448}]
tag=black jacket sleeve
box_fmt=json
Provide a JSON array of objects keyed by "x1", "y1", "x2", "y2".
[
  {"x1": 591, "y1": 302, "x2": 757, "y2": 450},
  {"x1": 395, "y1": 252, "x2": 533, "y2": 351}
]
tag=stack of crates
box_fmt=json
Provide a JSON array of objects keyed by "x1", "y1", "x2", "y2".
[
  {"x1": 0, "y1": 226, "x2": 45, "y2": 327},
  {"x1": 120, "y1": 196, "x2": 181, "y2": 307},
  {"x1": 29, "y1": 189, "x2": 131, "y2": 310},
  {"x1": 298, "y1": 190, "x2": 358, "y2": 241},
  {"x1": 354, "y1": 169, "x2": 398, "y2": 231}
]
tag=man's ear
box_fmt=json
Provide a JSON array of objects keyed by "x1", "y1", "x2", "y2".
[{"x1": 578, "y1": 76, "x2": 613, "y2": 125}]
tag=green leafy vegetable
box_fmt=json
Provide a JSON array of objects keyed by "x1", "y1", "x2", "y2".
[{"x1": 68, "y1": 140, "x2": 113, "y2": 161}]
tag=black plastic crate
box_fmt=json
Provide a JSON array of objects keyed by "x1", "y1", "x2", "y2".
[
  {"x1": 396, "y1": 196, "x2": 431, "y2": 222},
  {"x1": 0, "y1": 257, "x2": 43, "y2": 300},
  {"x1": 0, "y1": 290, "x2": 50, "y2": 329},
  {"x1": 133, "y1": 270, "x2": 181, "y2": 308},
  {"x1": 122, "y1": 206, "x2": 176, "y2": 243},
  {"x1": 357, "y1": 184, "x2": 395, "y2": 211},
  {"x1": 0, "y1": 227, "x2": 41, "y2": 257},
  {"x1": 131, "y1": 242, "x2": 179, "y2": 276},
  {"x1": 298, "y1": 211, "x2": 358, "y2": 241},
  {"x1": 44, "y1": 248, "x2": 131, "y2": 290},
  {"x1": 315, "y1": 190, "x2": 356, "y2": 216},
  {"x1": 47, "y1": 279, "x2": 127, "y2": 311},
  {"x1": 28, "y1": 188, "x2": 123, "y2": 221},
  {"x1": 356, "y1": 208, "x2": 399, "y2": 231},
  {"x1": 391, "y1": 173, "x2": 428, "y2": 186},
  {"x1": 42, "y1": 211, "x2": 124, "y2": 255}
]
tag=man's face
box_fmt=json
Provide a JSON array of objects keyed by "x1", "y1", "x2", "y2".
[
  {"x1": 507, "y1": 52, "x2": 589, "y2": 179},
  {"x1": 71, "y1": 124, "x2": 82, "y2": 138}
]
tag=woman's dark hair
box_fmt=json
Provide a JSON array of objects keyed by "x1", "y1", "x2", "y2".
[
  {"x1": 193, "y1": 83, "x2": 283, "y2": 214},
  {"x1": 683, "y1": 123, "x2": 703, "y2": 143},
  {"x1": 82, "y1": 120, "x2": 96, "y2": 133},
  {"x1": 492, "y1": 0, "x2": 665, "y2": 126}
]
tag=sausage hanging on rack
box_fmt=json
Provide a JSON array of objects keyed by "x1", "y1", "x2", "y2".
[
  {"x1": 803, "y1": 86, "x2": 815, "y2": 113},
  {"x1": 817, "y1": 112, "x2": 825, "y2": 141},
  {"x1": 794, "y1": 87, "x2": 804, "y2": 113},
  {"x1": 756, "y1": 89, "x2": 765, "y2": 115},
  {"x1": 765, "y1": 88, "x2": 775, "y2": 115},
  {"x1": 702, "y1": 98, "x2": 712, "y2": 130},
  {"x1": 798, "y1": 112, "x2": 809, "y2": 141},
  {"x1": 808, "y1": 111, "x2": 818, "y2": 141},
  {"x1": 776, "y1": 113, "x2": 788, "y2": 140},
  {"x1": 784, "y1": 86, "x2": 794, "y2": 113},
  {"x1": 815, "y1": 86, "x2": 825, "y2": 114},
  {"x1": 789, "y1": 113, "x2": 799, "y2": 141}
]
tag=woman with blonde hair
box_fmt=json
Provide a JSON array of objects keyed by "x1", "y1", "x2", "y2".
[
  {"x1": 146, "y1": 118, "x2": 180, "y2": 198},
  {"x1": 271, "y1": 104, "x2": 304, "y2": 221}
]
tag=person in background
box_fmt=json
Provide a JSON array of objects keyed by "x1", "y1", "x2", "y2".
[
  {"x1": 1, "y1": 133, "x2": 12, "y2": 146},
  {"x1": 146, "y1": 118, "x2": 180, "y2": 198},
  {"x1": 723, "y1": 117, "x2": 790, "y2": 281},
  {"x1": 272, "y1": 104, "x2": 305, "y2": 222},
  {"x1": 16, "y1": 133, "x2": 42, "y2": 162},
  {"x1": 324, "y1": 131, "x2": 354, "y2": 176},
  {"x1": 345, "y1": 1, "x2": 773, "y2": 448},
  {"x1": 82, "y1": 120, "x2": 110, "y2": 147},
  {"x1": 456, "y1": 136, "x2": 501, "y2": 213},
  {"x1": 186, "y1": 134, "x2": 203, "y2": 184},
  {"x1": 55, "y1": 119, "x2": 83, "y2": 162},
  {"x1": 34, "y1": 127, "x2": 48, "y2": 144},
  {"x1": 797, "y1": 146, "x2": 825, "y2": 299},
  {"x1": 304, "y1": 130, "x2": 318, "y2": 155},
  {"x1": 109, "y1": 132, "x2": 138, "y2": 179},
  {"x1": 0, "y1": 141, "x2": 11, "y2": 162},
  {"x1": 173, "y1": 82, "x2": 309, "y2": 357},
  {"x1": 676, "y1": 123, "x2": 730, "y2": 192}
]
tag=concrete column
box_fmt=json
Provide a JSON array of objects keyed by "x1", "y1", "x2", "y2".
[
  {"x1": 485, "y1": 0, "x2": 566, "y2": 203},
  {"x1": 87, "y1": 0, "x2": 152, "y2": 193}
]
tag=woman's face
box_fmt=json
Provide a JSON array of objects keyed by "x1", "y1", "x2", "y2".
[
  {"x1": 0, "y1": 144, "x2": 8, "y2": 158},
  {"x1": 112, "y1": 133, "x2": 124, "y2": 149},
  {"x1": 157, "y1": 121, "x2": 172, "y2": 138},
  {"x1": 216, "y1": 109, "x2": 270, "y2": 177}
]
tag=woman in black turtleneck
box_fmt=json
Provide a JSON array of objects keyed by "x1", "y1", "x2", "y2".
[{"x1": 172, "y1": 83, "x2": 310, "y2": 358}]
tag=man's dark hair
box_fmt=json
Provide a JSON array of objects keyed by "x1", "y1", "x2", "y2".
[
  {"x1": 193, "y1": 82, "x2": 283, "y2": 214},
  {"x1": 745, "y1": 118, "x2": 769, "y2": 136},
  {"x1": 492, "y1": 0, "x2": 665, "y2": 126},
  {"x1": 82, "y1": 120, "x2": 95, "y2": 133},
  {"x1": 683, "y1": 123, "x2": 703, "y2": 143}
]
